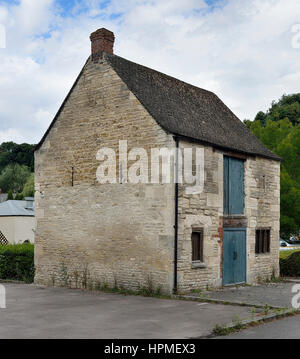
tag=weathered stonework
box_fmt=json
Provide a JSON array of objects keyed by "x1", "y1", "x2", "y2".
[
  {"x1": 245, "y1": 157, "x2": 280, "y2": 283},
  {"x1": 177, "y1": 143, "x2": 224, "y2": 292},
  {"x1": 35, "y1": 57, "x2": 175, "y2": 293},
  {"x1": 176, "y1": 140, "x2": 280, "y2": 293},
  {"x1": 35, "y1": 54, "x2": 280, "y2": 295}
]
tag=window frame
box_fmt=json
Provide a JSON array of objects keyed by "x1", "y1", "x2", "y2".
[
  {"x1": 191, "y1": 228, "x2": 204, "y2": 264},
  {"x1": 255, "y1": 228, "x2": 271, "y2": 254}
]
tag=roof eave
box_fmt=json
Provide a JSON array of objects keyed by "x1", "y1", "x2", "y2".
[
  {"x1": 0, "y1": 215, "x2": 35, "y2": 217},
  {"x1": 172, "y1": 133, "x2": 281, "y2": 162}
]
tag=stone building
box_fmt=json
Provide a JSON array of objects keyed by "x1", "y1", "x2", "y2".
[{"x1": 34, "y1": 28, "x2": 280, "y2": 294}]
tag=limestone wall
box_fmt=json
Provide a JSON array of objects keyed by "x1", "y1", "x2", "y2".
[
  {"x1": 35, "y1": 57, "x2": 175, "y2": 293},
  {"x1": 177, "y1": 142, "x2": 223, "y2": 292},
  {"x1": 177, "y1": 140, "x2": 280, "y2": 293},
  {"x1": 245, "y1": 157, "x2": 280, "y2": 282},
  {"x1": 35, "y1": 55, "x2": 280, "y2": 294}
]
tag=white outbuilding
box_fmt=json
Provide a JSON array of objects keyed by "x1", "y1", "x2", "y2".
[{"x1": 0, "y1": 198, "x2": 35, "y2": 244}]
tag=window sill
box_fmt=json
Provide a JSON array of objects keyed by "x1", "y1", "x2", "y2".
[
  {"x1": 192, "y1": 261, "x2": 207, "y2": 269},
  {"x1": 223, "y1": 214, "x2": 246, "y2": 218}
]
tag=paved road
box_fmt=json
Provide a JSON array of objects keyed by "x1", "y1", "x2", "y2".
[
  {"x1": 0, "y1": 283, "x2": 259, "y2": 339},
  {"x1": 216, "y1": 314, "x2": 300, "y2": 339}
]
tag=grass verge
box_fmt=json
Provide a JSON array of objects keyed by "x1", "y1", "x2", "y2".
[{"x1": 209, "y1": 309, "x2": 300, "y2": 338}]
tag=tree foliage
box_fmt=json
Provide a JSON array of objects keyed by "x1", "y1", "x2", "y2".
[
  {"x1": 251, "y1": 94, "x2": 300, "y2": 127},
  {"x1": 0, "y1": 142, "x2": 35, "y2": 173},
  {"x1": 0, "y1": 163, "x2": 31, "y2": 193},
  {"x1": 15, "y1": 193, "x2": 24, "y2": 200},
  {"x1": 246, "y1": 93, "x2": 300, "y2": 237},
  {"x1": 22, "y1": 173, "x2": 34, "y2": 197},
  {"x1": 7, "y1": 189, "x2": 13, "y2": 200},
  {"x1": 0, "y1": 142, "x2": 35, "y2": 194}
]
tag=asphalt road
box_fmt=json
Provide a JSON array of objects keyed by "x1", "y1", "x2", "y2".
[
  {"x1": 216, "y1": 314, "x2": 300, "y2": 339},
  {"x1": 0, "y1": 282, "x2": 258, "y2": 339}
]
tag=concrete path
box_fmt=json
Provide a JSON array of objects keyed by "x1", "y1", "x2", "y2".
[
  {"x1": 215, "y1": 314, "x2": 300, "y2": 339},
  {"x1": 189, "y1": 282, "x2": 297, "y2": 308},
  {"x1": 0, "y1": 283, "x2": 261, "y2": 339}
]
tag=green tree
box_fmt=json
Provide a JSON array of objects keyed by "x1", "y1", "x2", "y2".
[
  {"x1": 0, "y1": 142, "x2": 35, "y2": 173},
  {"x1": 254, "y1": 111, "x2": 267, "y2": 126},
  {"x1": 247, "y1": 93, "x2": 300, "y2": 238},
  {"x1": 22, "y1": 173, "x2": 34, "y2": 197},
  {"x1": 0, "y1": 164, "x2": 31, "y2": 193},
  {"x1": 15, "y1": 193, "x2": 24, "y2": 200},
  {"x1": 280, "y1": 171, "x2": 300, "y2": 237},
  {"x1": 7, "y1": 189, "x2": 13, "y2": 200},
  {"x1": 254, "y1": 94, "x2": 300, "y2": 127}
]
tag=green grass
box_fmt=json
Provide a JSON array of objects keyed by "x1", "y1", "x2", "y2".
[
  {"x1": 280, "y1": 249, "x2": 300, "y2": 260},
  {"x1": 91, "y1": 282, "x2": 170, "y2": 299},
  {"x1": 211, "y1": 310, "x2": 300, "y2": 338},
  {"x1": 212, "y1": 322, "x2": 246, "y2": 336}
]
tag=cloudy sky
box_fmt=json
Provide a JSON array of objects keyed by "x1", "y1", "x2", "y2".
[{"x1": 0, "y1": 0, "x2": 299, "y2": 144}]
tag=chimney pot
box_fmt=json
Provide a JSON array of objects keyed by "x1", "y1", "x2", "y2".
[{"x1": 90, "y1": 28, "x2": 115, "y2": 61}]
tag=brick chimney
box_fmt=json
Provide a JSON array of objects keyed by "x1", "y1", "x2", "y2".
[{"x1": 90, "y1": 28, "x2": 115, "y2": 61}]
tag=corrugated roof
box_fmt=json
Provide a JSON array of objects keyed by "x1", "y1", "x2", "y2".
[{"x1": 0, "y1": 200, "x2": 35, "y2": 217}]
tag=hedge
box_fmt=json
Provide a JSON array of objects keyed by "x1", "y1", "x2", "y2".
[
  {"x1": 280, "y1": 251, "x2": 300, "y2": 277},
  {"x1": 0, "y1": 243, "x2": 34, "y2": 283}
]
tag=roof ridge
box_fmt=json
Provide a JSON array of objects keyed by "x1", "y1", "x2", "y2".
[
  {"x1": 105, "y1": 53, "x2": 280, "y2": 161},
  {"x1": 105, "y1": 52, "x2": 215, "y2": 97},
  {"x1": 35, "y1": 51, "x2": 280, "y2": 161}
]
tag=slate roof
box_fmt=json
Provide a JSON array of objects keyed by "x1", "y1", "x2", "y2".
[
  {"x1": 0, "y1": 200, "x2": 35, "y2": 217},
  {"x1": 36, "y1": 52, "x2": 280, "y2": 161},
  {"x1": 106, "y1": 53, "x2": 280, "y2": 161}
]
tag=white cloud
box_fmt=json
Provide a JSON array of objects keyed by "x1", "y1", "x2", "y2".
[
  {"x1": 0, "y1": 128, "x2": 27, "y2": 144},
  {"x1": 0, "y1": 0, "x2": 300, "y2": 144},
  {"x1": 15, "y1": 0, "x2": 55, "y2": 36}
]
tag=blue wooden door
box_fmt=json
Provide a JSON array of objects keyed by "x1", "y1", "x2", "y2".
[
  {"x1": 224, "y1": 157, "x2": 244, "y2": 215},
  {"x1": 223, "y1": 229, "x2": 246, "y2": 285}
]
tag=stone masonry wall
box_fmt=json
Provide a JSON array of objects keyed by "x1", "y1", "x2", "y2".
[
  {"x1": 245, "y1": 157, "x2": 280, "y2": 282},
  {"x1": 35, "y1": 56, "x2": 175, "y2": 294},
  {"x1": 177, "y1": 142, "x2": 223, "y2": 292},
  {"x1": 35, "y1": 54, "x2": 280, "y2": 294},
  {"x1": 177, "y1": 140, "x2": 280, "y2": 293}
]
